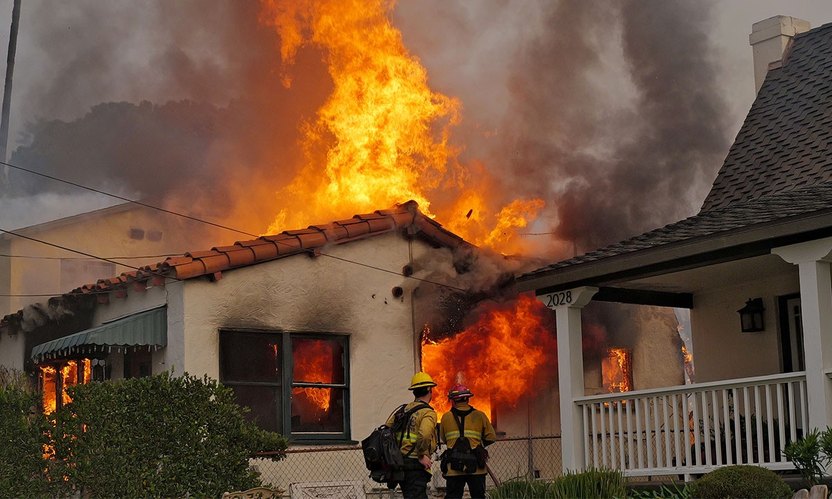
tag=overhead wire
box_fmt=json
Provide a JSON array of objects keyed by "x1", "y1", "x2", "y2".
[{"x1": 1, "y1": 159, "x2": 470, "y2": 296}]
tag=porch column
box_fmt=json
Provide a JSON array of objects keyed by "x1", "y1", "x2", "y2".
[
  {"x1": 538, "y1": 286, "x2": 598, "y2": 472},
  {"x1": 773, "y1": 237, "x2": 832, "y2": 431}
]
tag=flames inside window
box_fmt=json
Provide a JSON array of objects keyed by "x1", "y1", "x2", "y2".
[
  {"x1": 220, "y1": 331, "x2": 348, "y2": 436},
  {"x1": 39, "y1": 359, "x2": 92, "y2": 414},
  {"x1": 291, "y1": 338, "x2": 345, "y2": 433},
  {"x1": 602, "y1": 347, "x2": 633, "y2": 394}
]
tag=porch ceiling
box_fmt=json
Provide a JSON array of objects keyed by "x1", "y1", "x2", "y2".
[{"x1": 603, "y1": 253, "x2": 795, "y2": 295}]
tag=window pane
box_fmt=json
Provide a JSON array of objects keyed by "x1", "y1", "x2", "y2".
[
  {"x1": 291, "y1": 387, "x2": 344, "y2": 433},
  {"x1": 292, "y1": 338, "x2": 344, "y2": 384},
  {"x1": 229, "y1": 385, "x2": 282, "y2": 433},
  {"x1": 221, "y1": 332, "x2": 281, "y2": 382}
]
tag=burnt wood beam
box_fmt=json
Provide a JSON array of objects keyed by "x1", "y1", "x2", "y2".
[{"x1": 591, "y1": 287, "x2": 693, "y2": 309}]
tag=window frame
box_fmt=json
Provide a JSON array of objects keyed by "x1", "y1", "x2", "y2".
[{"x1": 219, "y1": 328, "x2": 351, "y2": 443}]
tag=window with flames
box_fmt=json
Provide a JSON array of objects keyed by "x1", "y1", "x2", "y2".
[
  {"x1": 601, "y1": 347, "x2": 633, "y2": 394},
  {"x1": 220, "y1": 330, "x2": 349, "y2": 441}
]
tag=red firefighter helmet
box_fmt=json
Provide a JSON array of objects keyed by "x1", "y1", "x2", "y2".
[{"x1": 448, "y1": 384, "x2": 473, "y2": 401}]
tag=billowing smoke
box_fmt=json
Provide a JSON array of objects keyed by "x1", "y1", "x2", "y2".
[
  {"x1": 3, "y1": 0, "x2": 331, "y2": 234},
  {"x1": 398, "y1": 0, "x2": 731, "y2": 257},
  {"x1": 3, "y1": 0, "x2": 730, "y2": 258}
]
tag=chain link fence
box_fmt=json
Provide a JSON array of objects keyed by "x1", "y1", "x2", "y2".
[{"x1": 252, "y1": 435, "x2": 562, "y2": 497}]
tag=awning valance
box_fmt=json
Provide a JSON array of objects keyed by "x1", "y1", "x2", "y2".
[{"x1": 32, "y1": 307, "x2": 167, "y2": 363}]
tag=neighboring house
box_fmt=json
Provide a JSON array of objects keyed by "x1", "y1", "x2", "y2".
[
  {"x1": 517, "y1": 17, "x2": 832, "y2": 478},
  {"x1": 0, "y1": 202, "x2": 230, "y2": 371}
]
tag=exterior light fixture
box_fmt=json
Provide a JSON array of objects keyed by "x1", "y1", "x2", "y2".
[{"x1": 738, "y1": 298, "x2": 765, "y2": 332}]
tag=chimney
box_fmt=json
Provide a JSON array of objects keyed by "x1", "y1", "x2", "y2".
[{"x1": 749, "y1": 15, "x2": 811, "y2": 94}]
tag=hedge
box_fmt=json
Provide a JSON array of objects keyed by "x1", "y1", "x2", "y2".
[{"x1": 51, "y1": 372, "x2": 287, "y2": 498}]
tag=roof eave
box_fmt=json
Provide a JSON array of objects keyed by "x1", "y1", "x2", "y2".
[{"x1": 516, "y1": 209, "x2": 832, "y2": 294}]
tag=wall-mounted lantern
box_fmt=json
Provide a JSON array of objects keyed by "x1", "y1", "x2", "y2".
[{"x1": 738, "y1": 298, "x2": 765, "y2": 332}]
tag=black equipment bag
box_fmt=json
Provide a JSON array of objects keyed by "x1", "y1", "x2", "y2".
[{"x1": 361, "y1": 402, "x2": 430, "y2": 484}]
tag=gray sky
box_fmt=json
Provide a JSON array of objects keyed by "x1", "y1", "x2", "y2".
[{"x1": 0, "y1": 1, "x2": 829, "y2": 246}]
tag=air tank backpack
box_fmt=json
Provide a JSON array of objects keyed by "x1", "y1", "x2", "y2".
[
  {"x1": 361, "y1": 401, "x2": 430, "y2": 484},
  {"x1": 440, "y1": 407, "x2": 480, "y2": 475}
]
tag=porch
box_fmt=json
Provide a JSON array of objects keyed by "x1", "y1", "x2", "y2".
[{"x1": 576, "y1": 371, "x2": 807, "y2": 477}]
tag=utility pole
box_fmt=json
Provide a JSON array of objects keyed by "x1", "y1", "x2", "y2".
[{"x1": 0, "y1": 0, "x2": 21, "y2": 167}]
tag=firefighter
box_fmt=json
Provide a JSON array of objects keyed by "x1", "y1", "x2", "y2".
[
  {"x1": 386, "y1": 371, "x2": 438, "y2": 499},
  {"x1": 439, "y1": 384, "x2": 497, "y2": 499}
]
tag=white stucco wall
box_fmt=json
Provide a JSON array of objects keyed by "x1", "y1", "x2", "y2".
[
  {"x1": 165, "y1": 232, "x2": 449, "y2": 441},
  {"x1": 691, "y1": 270, "x2": 800, "y2": 382}
]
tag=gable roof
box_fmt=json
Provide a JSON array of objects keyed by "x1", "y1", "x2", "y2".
[
  {"x1": 701, "y1": 22, "x2": 832, "y2": 212},
  {"x1": 66, "y1": 200, "x2": 470, "y2": 297},
  {"x1": 518, "y1": 21, "x2": 832, "y2": 290}
]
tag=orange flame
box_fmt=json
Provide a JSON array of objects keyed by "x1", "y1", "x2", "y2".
[
  {"x1": 292, "y1": 339, "x2": 338, "y2": 412},
  {"x1": 40, "y1": 359, "x2": 92, "y2": 414},
  {"x1": 258, "y1": 0, "x2": 543, "y2": 252},
  {"x1": 421, "y1": 294, "x2": 557, "y2": 418},
  {"x1": 602, "y1": 347, "x2": 633, "y2": 394}
]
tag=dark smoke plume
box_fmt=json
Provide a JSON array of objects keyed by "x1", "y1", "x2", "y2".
[{"x1": 502, "y1": 0, "x2": 731, "y2": 255}]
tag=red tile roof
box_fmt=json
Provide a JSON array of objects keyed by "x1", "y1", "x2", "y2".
[{"x1": 69, "y1": 200, "x2": 472, "y2": 296}]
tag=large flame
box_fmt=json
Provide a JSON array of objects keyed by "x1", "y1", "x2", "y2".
[
  {"x1": 292, "y1": 339, "x2": 338, "y2": 412},
  {"x1": 258, "y1": 0, "x2": 543, "y2": 252},
  {"x1": 422, "y1": 294, "x2": 557, "y2": 418}
]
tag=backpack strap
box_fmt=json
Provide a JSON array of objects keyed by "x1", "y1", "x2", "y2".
[{"x1": 399, "y1": 401, "x2": 432, "y2": 457}]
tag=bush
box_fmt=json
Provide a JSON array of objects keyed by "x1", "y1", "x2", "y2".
[
  {"x1": 0, "y1": 367, "x2": 53, "y2": 498},
  {"x1": 52, "y1": 372, "x2": 287, "y2": 498},
  {"x1": 783, "y1": 427, "x2": 832, "y2": 486},
  {"x1": 489, "y1": 477, "x2": 552, "y2": 498},
  {"x1": 551, "y1": 468, "x2": 626, "y2": 498},
  {"x1": 489, "y1": 469, "x2": 625, "y2": 499},
  {"x1": 688, "y1": 465, "x2": 791, "y2": 499}
]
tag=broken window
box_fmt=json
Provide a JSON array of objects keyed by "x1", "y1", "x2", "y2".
[{"x1": 220, "y1": 330, "x2": 349, "y2": 441}]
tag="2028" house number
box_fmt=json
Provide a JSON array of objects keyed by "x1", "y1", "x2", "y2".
[{"x1": 543, "y1": 290, "x2": 572, "y2": 308}]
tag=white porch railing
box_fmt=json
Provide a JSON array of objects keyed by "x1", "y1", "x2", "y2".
[{"x1": 574, "y1": 372, "x2": 808, "y2": 477}]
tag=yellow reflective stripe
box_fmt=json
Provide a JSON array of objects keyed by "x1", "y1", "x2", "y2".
[
  {"x1": 463, "y1": 430, "x2": 481, "y2": 439},
  {"x1": 445, "y1": 430, "x2": 461, "y2": 439}
]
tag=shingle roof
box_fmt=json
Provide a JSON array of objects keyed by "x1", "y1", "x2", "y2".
[
  {"x1": 701, "y1": 22, "x2": 832, "y2": 212},
  {"x1": 518, "y1": 180, "x2": 832, "y2": 280},
  {"x1": 70, "y1": 200, "x2": 470, "y2": 296}
]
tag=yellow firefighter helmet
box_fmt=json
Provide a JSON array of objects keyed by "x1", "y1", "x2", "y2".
[{"x1": 409, "y1": 371, "x2": 437, "y2": 390}]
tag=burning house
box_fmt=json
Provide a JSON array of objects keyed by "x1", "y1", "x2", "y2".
[{"x1": 518, "y1": 16, "x2": 832, "y2": 479}]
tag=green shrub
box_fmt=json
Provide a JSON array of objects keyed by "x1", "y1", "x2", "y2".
[
  {"x1": 489, "y1": 469, "x2": 625, "y2": 499},
  {"x1": 784, "y1": 428, "x2": 826, "y2": 486},
  {"x1": 489, "y1": 477, "x2": 552, "y2": 499},
  {"x1": 688, "y1": 465, "x2": 791, "y2": 499},
  {"x1": 551, "y1": 468, "x2": 626, "y2": 498},
  {"x1": 628, "y1": 482, "x2": 690, "y2": 498},
  {"x1": 0, "y1": 367, "x2": 53, "y2": 499},
  {"x1": 52, "y1": 372, "x2": 287, "y2": 498}
]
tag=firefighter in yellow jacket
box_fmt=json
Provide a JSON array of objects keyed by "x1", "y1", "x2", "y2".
[
  {"x1": 386, "y1": 371, "x2": 438, "y2": 499},
  {"x1": 439, "y1": 384, "x2": 497, "y2": 499}
]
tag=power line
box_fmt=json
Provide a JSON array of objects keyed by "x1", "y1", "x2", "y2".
[{"x1": 2, "y1": 160, "x2": 470, "y2": 295}]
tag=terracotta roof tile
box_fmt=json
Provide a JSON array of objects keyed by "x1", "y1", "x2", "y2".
[{"x1": 56, "y1": 201, "x2": 472, "y2": 298}]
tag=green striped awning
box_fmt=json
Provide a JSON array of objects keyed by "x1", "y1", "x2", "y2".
[{"x1": 31, "y1": 307, "x2": 167, "y2": 363}]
